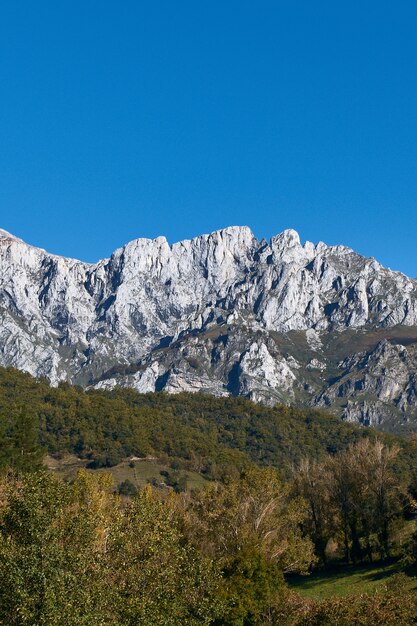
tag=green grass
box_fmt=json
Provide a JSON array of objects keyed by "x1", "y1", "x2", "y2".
[
  {"x1": 287, "y1": 562, "x2": 417, "y2": 600},
  {"x1": 45, "y1": 455, "x2": 209, "y2": 491}
]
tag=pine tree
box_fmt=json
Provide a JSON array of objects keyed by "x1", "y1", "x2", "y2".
[{"x1": 8, "y1": 406, "x2": 44, "y2": 473}]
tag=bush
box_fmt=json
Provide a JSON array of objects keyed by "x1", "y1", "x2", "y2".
[
  {"x1": 118, "y1": 479, "x2": 138, "y2": 497},
  {"x1": 87, "y1": 450, "x2": 122, "y2": 469},
  {"x1": 159, "y1": 470, "x2": 188, "y2": 492},
  {"x1": 297, "y1": 578, "x2": 417, "y2": 626}
]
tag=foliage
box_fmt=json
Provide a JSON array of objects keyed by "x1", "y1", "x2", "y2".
[
  {"x1": 0, "y1": 470, "x2": 113, "y2": 625},
  {"x1": 0, "y1": 405, "x2": 43, "y2": 473},
  {"x1": 0, "y1": 471, "x2": 224, "y2": 626},
  {"x1": 295, "y1": 575, "x2": 417, "y2": 626},
  {"x1": 177, "y1": 466, "x2": 316, "y2": 624},
  {"x1": 0, "y1": 450, "x2": 414, "y2": 625},
  {"x1": 118, "y1": 478, "x2": 138, "y2": 496},
  {"x1": 157, "y1": 468, "x2": 187, "y2": 491},
  {"x1": 293, "y1": 439, "x2": 405, "y2": 564},
  {"x1": 108, "y1": 487, "x2": 224, "y2": 625},
  {"x1": 1, "y1": 367, "x2": 417, "y2": 623},
  {"x1": 0, "y1": 366, "x2": 406, "y2": 483}
]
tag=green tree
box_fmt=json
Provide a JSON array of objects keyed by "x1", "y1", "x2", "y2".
[
  {"x1": 107, "y1": 485, "x2": 224, "y2": 625},
  {"x1": 118, "y1": 478, "x2": 138, "y2": 496},
  {"x1": 329, "y1": 439, "x2": 403, "y2": 562},
  {"x1": 0, "y1": 470, "x2": 224, "y2": 625},
  {"x1": 180, "y1": 467, "x2": 315, "y2": 625},
  {"x1": 2, "y1": 406, "x2": 44, "y2": 473},
  {"x1": 0, "y1": 471, "x2": 112, "y2": 626}
]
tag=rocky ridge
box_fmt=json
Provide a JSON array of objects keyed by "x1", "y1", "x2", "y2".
[{"x1": 1, "y1": 226, "x2": 417, "y2": 431}]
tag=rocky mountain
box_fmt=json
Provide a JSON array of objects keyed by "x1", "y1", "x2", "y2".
[{"x1": 1, "y1": 225, "x2": 417, "y2": 432}]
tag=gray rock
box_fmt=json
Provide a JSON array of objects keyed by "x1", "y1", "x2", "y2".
[{"x1": 2, "y1": 225, "x2": 417, "y2": 431}]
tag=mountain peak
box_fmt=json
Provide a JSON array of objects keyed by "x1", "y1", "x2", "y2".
[
  {"x1": 187, "y1": 225, "x2": 256, "y2": 248},
  {"x1": 2, "y1": 223, "x2": 417, "y2": 432},
  {"x1": 0, "y1": 228, "x2": 23, "y2": 243},
  {"x1": 270, "y1": 228, "x2": 301, "y2": 248},
  {"x1": 212, "y1": 225, "x2": 254, "y2": 237}
]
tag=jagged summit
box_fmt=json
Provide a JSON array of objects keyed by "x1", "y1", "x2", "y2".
[
  {"x1": 270, "y1": 228, "x2": 301, "y2": 247},
  {"x1": 1, "y1": 224, "x2": 417, "y2": 431},
  {"x1": 0, "y1": 228, "x2": 23, "y2": 242}
]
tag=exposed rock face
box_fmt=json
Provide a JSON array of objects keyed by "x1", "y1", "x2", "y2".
[{"x1": 2, "y1": 225, "x2": 417, "y2": 431}]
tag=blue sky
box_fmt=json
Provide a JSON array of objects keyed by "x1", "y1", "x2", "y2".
[{"x1": 1, "y1": 1, "x2": 417, "y2": 274}]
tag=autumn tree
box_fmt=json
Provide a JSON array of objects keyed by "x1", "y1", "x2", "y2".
[
  {"x1": 294, "y1": 438, "x2": 404, "y2": 564},
  {"x1": 293, "y1": 458, "x2": 333, "y2": 564},
  {"x1": 0, "y1": 470, "x2": 113, "y2": 626},
  {"x1": 178, "y1": 466, "x2": 315, "y2": 625},
  {"x1": 0, "y1": 470, "x2": 224, "y2": 626},
  {"x1": 107, "y1": 485, "x2": 224, "y2": 626}
]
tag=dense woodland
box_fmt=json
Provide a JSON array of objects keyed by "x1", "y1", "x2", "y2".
[
  {"x1": 0, "y1": 367, "x2": 407, "y2": 478},
  {"x1": 1, "y1": 366, "x2": 417, "y2": 624}
]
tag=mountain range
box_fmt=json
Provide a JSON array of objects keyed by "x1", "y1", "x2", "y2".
[{"x1": 1, "y1": 225, "x2": 417, "y2": 432}]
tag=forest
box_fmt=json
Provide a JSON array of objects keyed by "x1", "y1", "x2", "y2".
[{"x1": 0, "y1": 366, "x2": 417, "y2": 625}]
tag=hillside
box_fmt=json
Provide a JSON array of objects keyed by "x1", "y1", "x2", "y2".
[{"x1": 0, "y1": 366, "x2": 414, "y2": 482}]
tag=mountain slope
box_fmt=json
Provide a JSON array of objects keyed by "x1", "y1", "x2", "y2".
[
  {"x1": 0, "y1": 366, "x2": 394, "y2": 477},
  {"x1": 1, "y1": 226, "x2": 417, "y2": 430}
]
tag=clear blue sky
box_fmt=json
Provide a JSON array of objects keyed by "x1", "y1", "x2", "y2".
[{"x1": 1, "y1": 1, "x2": 417, "y2": 274}]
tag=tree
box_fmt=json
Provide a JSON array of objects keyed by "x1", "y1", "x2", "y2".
[
  {"x1": 0, "y1": 471, "x2": 224, "y2": 626},
  {"x1": 293, "y1": 458, "x2": 333, "y2": 564},
  {"x1": 118, "y1": 478, "x2": 138, "y2": 496},
  {"x1": 294, "y1": 439, "x2": 404, "y2": 564},
  {"x1": 1, "y1": 406, "x2": 44, "y2": 473},
  {"x1": 179, "y1": 467, "x2": 316, "y2": 625},
  {"x1": 330, "y1": 439, "x2": 403, "y2": 562},
  {"x1": 0, "y1": 470, "x2": 112, "y2": 625},
  {"x1": 107, "y1": 485, "x2": 224, "y2": 625}
]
